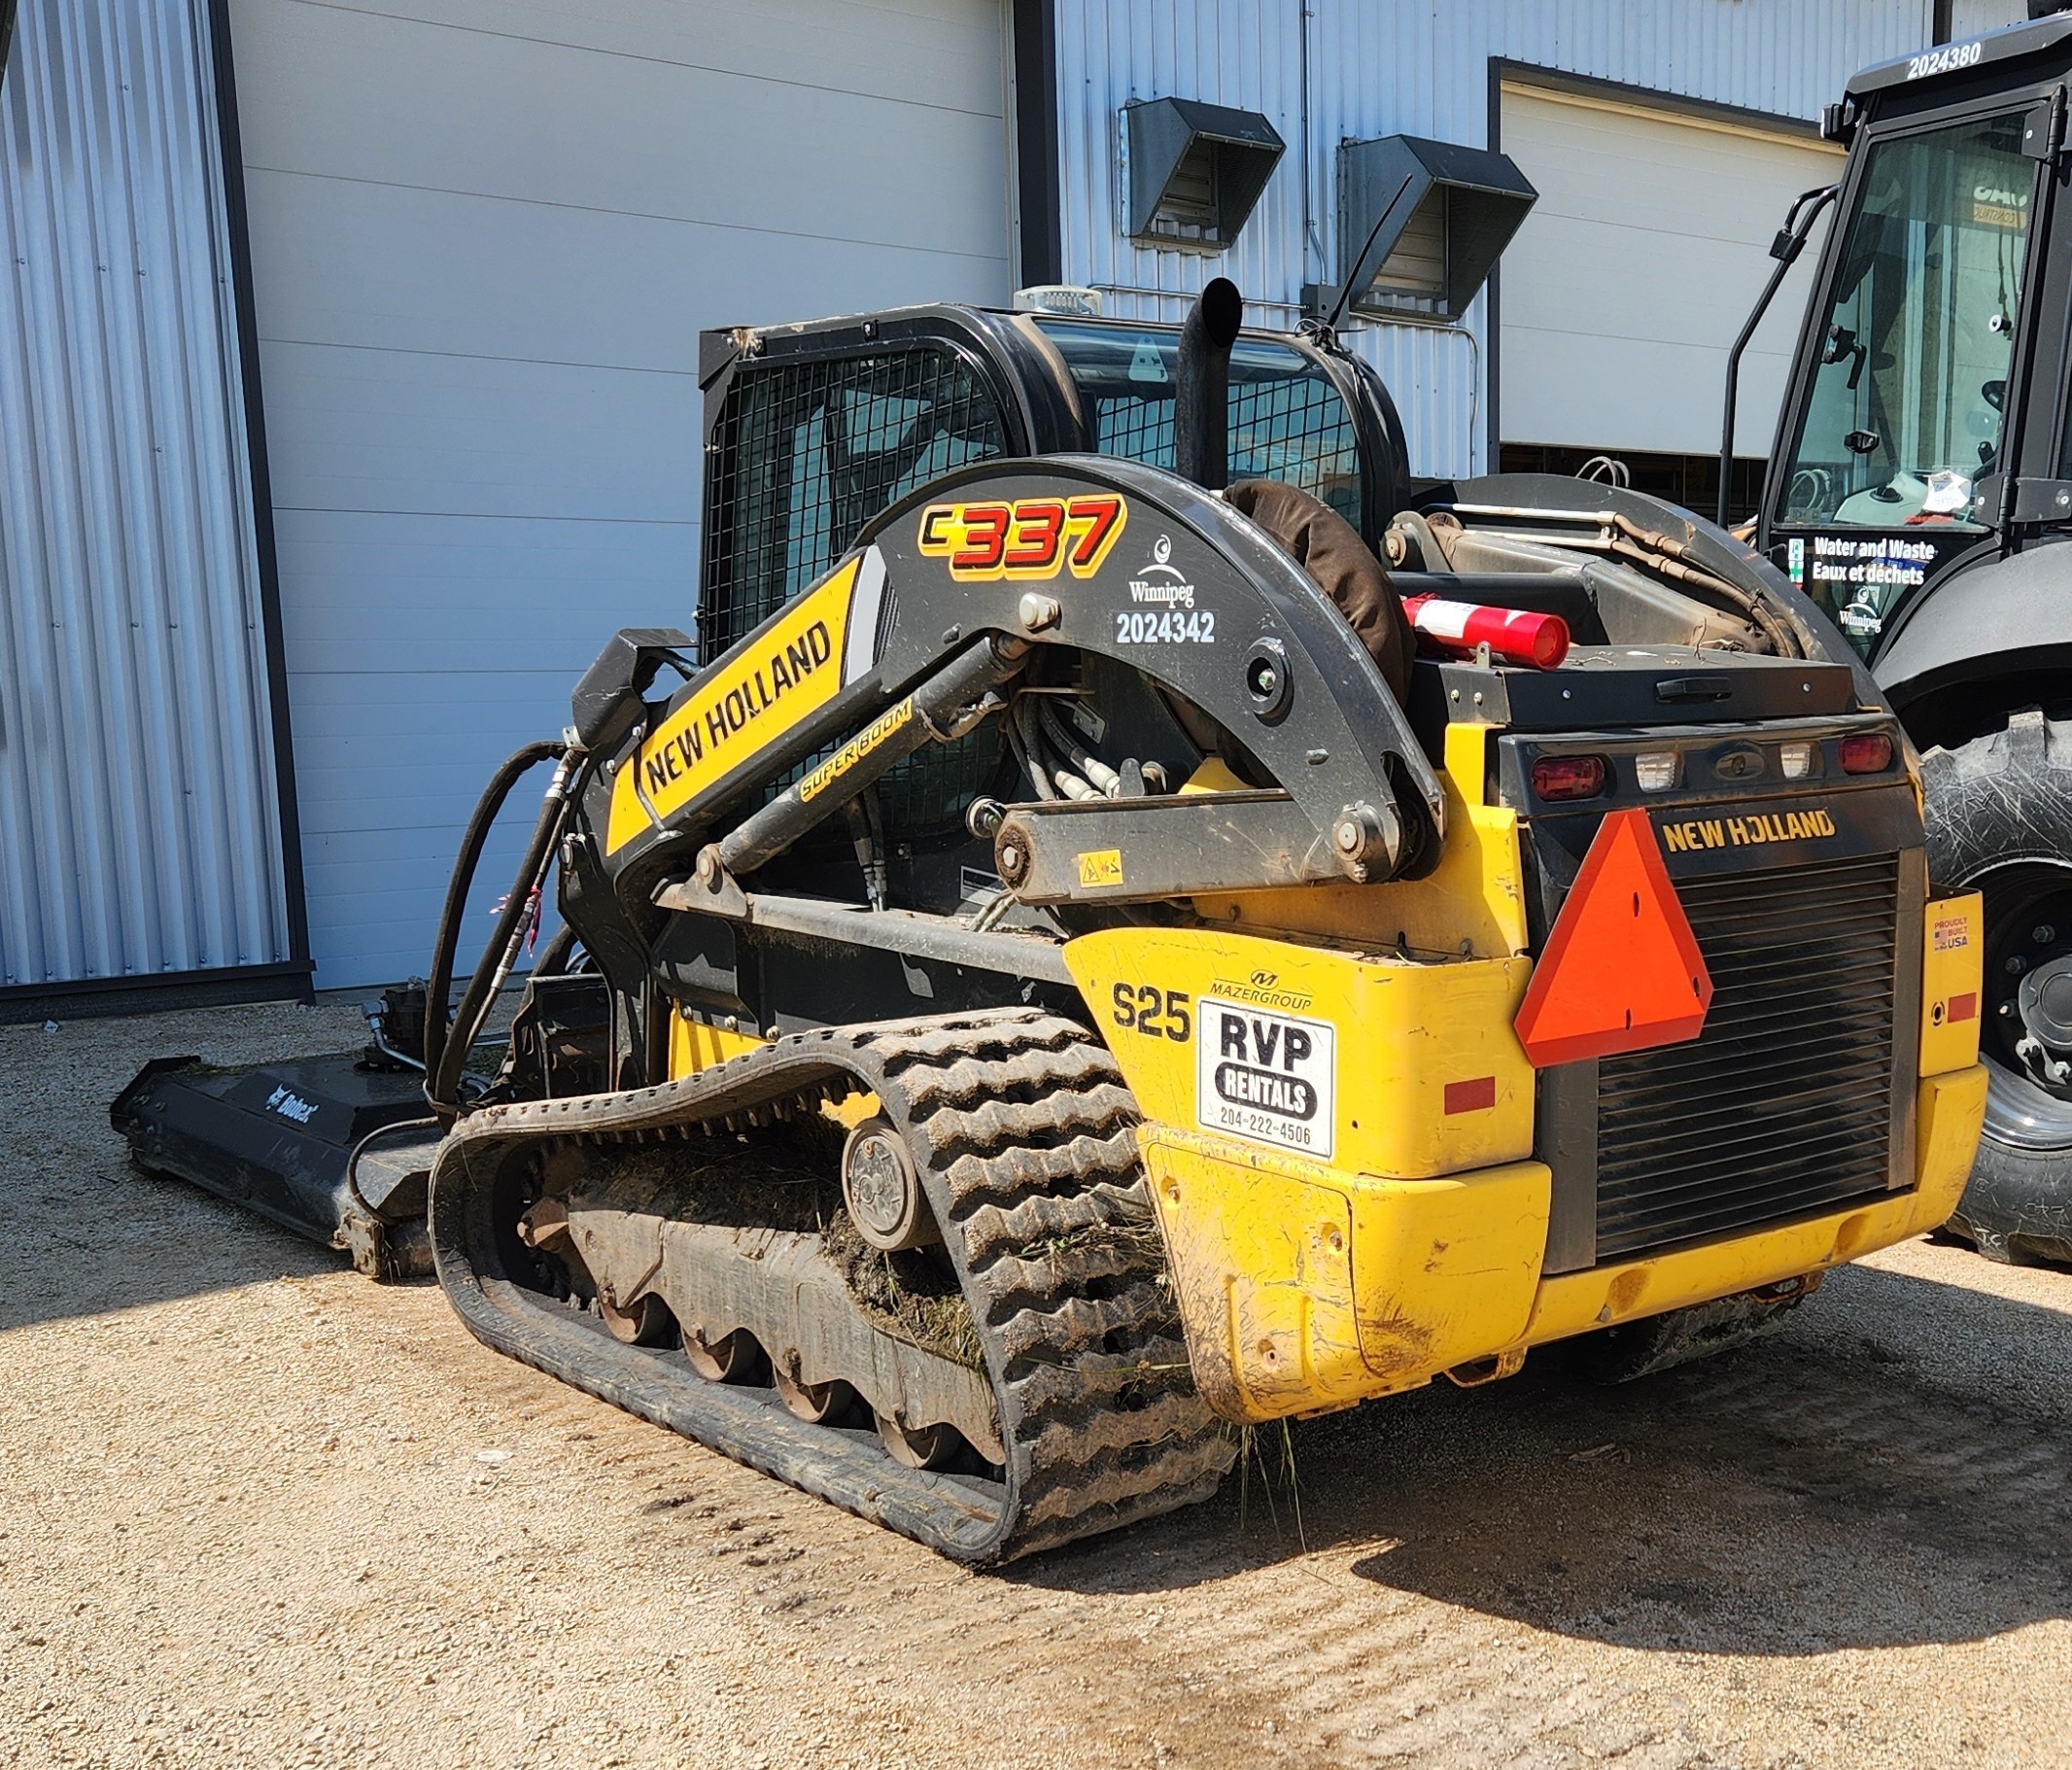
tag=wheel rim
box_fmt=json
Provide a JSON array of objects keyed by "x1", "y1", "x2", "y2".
[
  {"x1": 875, "y1": 1409, "x2": 955, "y2": 1471},
  {"x1": 1973, "y1": 859, "x2": 2072, "y2": 1151}
]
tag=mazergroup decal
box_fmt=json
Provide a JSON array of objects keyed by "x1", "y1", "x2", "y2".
[
  {"x1": 916, "y1": 494, "x2": 1124, "y2": 581},
  {"x1": 1207, "y1": 970, "x2": 1315, "y2": 1013},
  {"x1": 1196, "y1": 997, "x2": 1336, "y2": 1159}
]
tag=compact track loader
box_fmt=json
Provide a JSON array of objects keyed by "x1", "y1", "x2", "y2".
[{"x1": 119, "y1": 281, "x2": 1987, "y2": 1562}]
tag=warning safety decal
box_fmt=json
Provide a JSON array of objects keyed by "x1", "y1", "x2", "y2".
[{"x1": 1196, "y1": 997, "x2": 1336, "y2": 1160}]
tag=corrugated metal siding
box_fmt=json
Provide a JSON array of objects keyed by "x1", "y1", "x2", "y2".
[
  {"x1": 0, "y1": 0, "x2": 291, "y2": 990},
  {"x1": 1051, "y1": 0, "x2": 1943, "y2": 479},
  {"x1": 1949, "y1": 3, "x2": 2030, "y2": 42}
]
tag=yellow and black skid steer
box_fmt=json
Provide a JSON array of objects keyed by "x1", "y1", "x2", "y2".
[{"x1": 117, "y1": 281, "x2": 1989, "y2": 1563}]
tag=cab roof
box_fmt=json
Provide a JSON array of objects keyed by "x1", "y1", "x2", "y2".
[{"x1": 1846, "y1": 12, "x2": 2072, "y2": 100}]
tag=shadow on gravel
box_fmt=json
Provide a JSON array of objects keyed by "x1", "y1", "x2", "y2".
[
  {"x1": 1016, "y1": 1261, "x2": 2072, "y2": 1654},
  {"x1": 0, "y1": 1163, "x2": 344, "y2": 1334},
  {"x1": 0, "y1": 1009, "x2": 386, "y2": 1333}
]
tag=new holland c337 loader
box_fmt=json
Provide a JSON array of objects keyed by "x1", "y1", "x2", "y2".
[{"x1": 118, "y1": 279, "x2": 1988, "y2": 1563}]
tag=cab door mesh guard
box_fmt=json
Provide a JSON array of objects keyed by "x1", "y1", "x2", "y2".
[{"x1": 699, "y1": 347, "x2": 1014, "y2": 839}]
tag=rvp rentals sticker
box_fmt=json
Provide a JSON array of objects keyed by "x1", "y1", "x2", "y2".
[{"x1": 1196, "y1": 997, "x2": 1335, "y2": 1159}]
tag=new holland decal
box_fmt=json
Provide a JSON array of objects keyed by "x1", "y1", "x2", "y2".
[
  {"x1": 916, "y1": 494, "x2": 1125, "y2": 581},
  {"x1": 605, "y1": 552, "x2": 882, "y2": 853},
  {"x1": 1660, "y1": 807, "x2": 1839, "y2": 853}
]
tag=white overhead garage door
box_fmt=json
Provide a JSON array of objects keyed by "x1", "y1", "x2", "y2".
[
  {"x1": 1499, "y1": 83, "x2": 1844, "y2": 458},
  {"x1": 227, "y1": 0, "x2": 1010, "y2": 989}
]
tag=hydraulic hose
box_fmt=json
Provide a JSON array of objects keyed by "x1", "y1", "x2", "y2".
[
  {"x1": 431, "y1": 747, "x2": 580, "y2": 1118},
  {"x1": 1601, "y1": 511, "x2": 1801, "y2": 657},
  {"x1": 422, "y1": 740, "x2": 573, "y2": 1119}
]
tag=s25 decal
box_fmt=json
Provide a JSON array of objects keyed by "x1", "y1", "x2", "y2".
[{"x1": 917, "y1": 494, "x2": 1125, "y2": 581}]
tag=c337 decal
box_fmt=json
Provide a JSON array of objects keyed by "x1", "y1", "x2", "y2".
[
  {"x1": 916, "y1": 494, "x2": 1125, "y2": 582},
  {"x1": 605, "y1": 552, "x2": 882, "y2": 854}
]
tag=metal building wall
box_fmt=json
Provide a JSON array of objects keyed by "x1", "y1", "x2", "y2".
[
  {"x1": 1048, "y1": 0, "x2": 1953, "y2": 480},
  {"x1": 1950, "y1": 3, "x2": 2031, "y2": 42},
  {"x1": 0, "y1": 0, "x2": 296, "y2": 1004},
  {"x1": 228, "y1": 0, "x2": 1009, "y2": 989}
]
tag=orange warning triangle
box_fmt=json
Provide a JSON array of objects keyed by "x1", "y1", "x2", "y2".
[{"x1": 1513, "y1": 808, "x2": 1713, "y2": 1068}]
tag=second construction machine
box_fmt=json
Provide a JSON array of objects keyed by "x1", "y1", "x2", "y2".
[{"x1": 123, "y1": 280, "x2": 1989, "y2": 1564}]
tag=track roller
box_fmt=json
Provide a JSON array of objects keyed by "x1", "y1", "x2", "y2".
[{"x1": 429, "y1": 1008, "x2": 1235, "y2": 1563}]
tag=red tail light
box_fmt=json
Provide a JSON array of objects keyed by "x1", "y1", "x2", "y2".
[
  {"x1": 1839, "y1": 733, "x2": 1895, "y2": 775},
  {"x1": 1532, "y1": 754, "x2": 1608, "y2": 801}
]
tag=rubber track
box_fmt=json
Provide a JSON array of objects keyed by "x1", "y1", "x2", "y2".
[{"x1": 429, "y1": 1007, "x2": 1234, "y2": 1564}]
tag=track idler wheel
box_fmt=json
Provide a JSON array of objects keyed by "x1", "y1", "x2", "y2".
[
  {"x1": 841, "y1": 1117, "x2": 938, "y2": 1252},
  {"x1": 597, "y1": 1289, "x2": 673, "y2": 1346},
  {"x1": 772, "y1": 1358, "x2": 855, "y2": 1425}
]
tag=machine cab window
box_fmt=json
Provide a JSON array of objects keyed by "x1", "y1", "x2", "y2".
[
  {"x1": 1029, "y1": 318, "x2": 1364, "y2": 527},
  {"x1": 1777, "y1": 111, "x2": 2035, "y2": 538}
]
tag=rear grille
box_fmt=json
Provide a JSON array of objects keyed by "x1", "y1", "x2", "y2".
[{"x1": 1593, "y1": 851, "x2": 1902, "y2": 1262}]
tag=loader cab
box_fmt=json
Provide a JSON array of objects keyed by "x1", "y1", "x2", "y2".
[
  {"x1": 695, "y1": 305, "x2": 1412, "y2": 670},
  {"x1": 693, "y1": 304, "x2": 1412, "y2": 864},
  {"x1": 1759, "y1": 14, "x2": 2072, "y2": 658}
]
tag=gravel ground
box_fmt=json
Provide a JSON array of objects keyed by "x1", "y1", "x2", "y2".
[{"x1": 2, "y1": 1000, "x2": 2069, "y2": 1770}]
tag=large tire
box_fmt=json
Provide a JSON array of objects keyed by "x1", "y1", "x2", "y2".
[{"x1": 1920, "y1": 710, "x2": 2072, "y2": 1266}]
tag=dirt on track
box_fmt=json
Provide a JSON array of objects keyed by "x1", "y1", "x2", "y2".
[{"x1": 2, "y1": 1001, "x2": 2069, "y2": 1770}]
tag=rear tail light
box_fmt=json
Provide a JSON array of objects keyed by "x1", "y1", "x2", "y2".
[
  {"x1": 1839, "y1": 732, "x2": 1895, "y2": 775},
  {"x1": 1778, "y1": 740, "x2": 1817, "y2": 780},
  {"x1": 1533, "y1": 754, "x2": 1608, "y2": 801},
  {"x1": 1634, "y1": 750, "x2": 1679, "y2": 792}
]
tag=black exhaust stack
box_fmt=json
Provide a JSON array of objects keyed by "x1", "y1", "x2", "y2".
[{"x1": 1175, "y1": 278, "x2": 1243, "y2": 490}]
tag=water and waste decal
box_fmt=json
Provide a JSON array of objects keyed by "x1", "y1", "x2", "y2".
[{"x1": 1803, "y1": 535, "x2": 1938, "y2": 639}]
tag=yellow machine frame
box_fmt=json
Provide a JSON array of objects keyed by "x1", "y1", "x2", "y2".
[
  {"x1": 673, "y1": 721, "x2": 1988, "y2": 1427},
  {"x1": 1062, "y1": 723, "x2": 1986, "y2": 1422}
]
